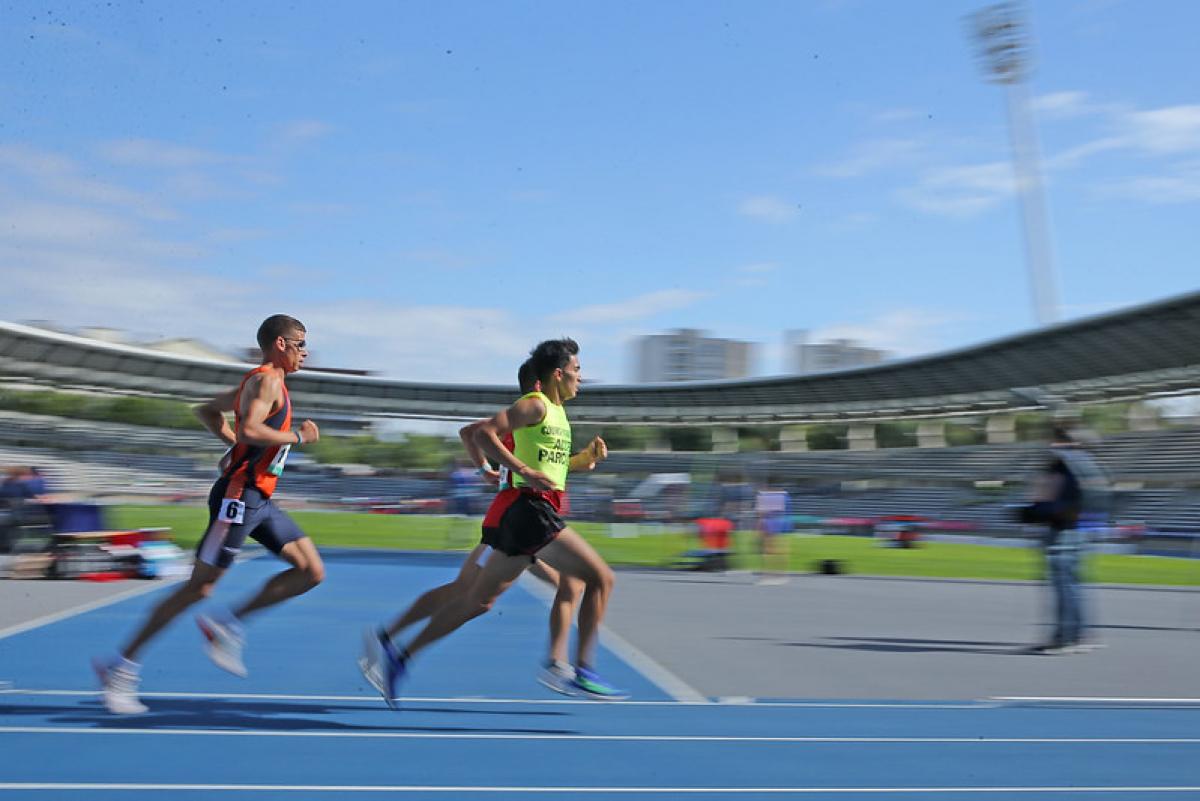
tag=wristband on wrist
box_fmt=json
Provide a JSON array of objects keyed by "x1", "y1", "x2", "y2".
[
  {"x1": 294, "y1": 430, "x2": 303, "y2": 445},
  {"x1": 475, "y1": 465, "x2": 489, "y2": 476}
]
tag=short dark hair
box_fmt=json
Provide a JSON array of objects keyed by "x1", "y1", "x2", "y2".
[
  {"x1": 517, "y1": 358, "x2": 538, "y2": 394},
  {"x1": 256, "y1": 314, "x2": 305, "y2": 351},
  {"x1": 529, "y1": 337, "x2": 579, "y2": 383}
]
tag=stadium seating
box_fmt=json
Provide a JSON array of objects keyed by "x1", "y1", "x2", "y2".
[{"x1": 5, "y1": 409, "x2": 1200, "y2": 538}]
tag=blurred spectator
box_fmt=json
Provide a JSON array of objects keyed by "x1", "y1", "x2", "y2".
[
  {"x1": 717, "y1": 472, "x2": 753, "y2": 530},
  {"x1": 1019, "y1": 426, "x2": 1111, "y2": 654},
  {"x1": 684, "y1": 516, "x2": 732, "y2": 572},
  {"x1": 755, "y1": 483, "x2": 791, "y2": 585},
  {"x1": 25, "y1": 467, "x2": 48, "y2": 500},
  {"x1": 0, "y1": 467, "x2": 53, "y2": 562},
  {"x1": 446, "y1": 460, "x2": 478, "y2": 516},
  {"x1": 443, "y1": 460, "x2": 482, "y2": 548},
  {"x1": 1, "y1": 466, "x2": 42, "y2": 502}
]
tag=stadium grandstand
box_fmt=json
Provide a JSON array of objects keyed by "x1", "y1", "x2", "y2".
[
  {"x1": 2, "y1": 291, "x2": 1200, "y2": 549},
  {"x1": 2, "y1": 290, "x2": 1199, "y2": 426}
]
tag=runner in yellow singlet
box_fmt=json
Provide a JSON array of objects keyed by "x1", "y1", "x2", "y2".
[{"x1": 367, "y1": 338, "x2": 626, "y2": 705}]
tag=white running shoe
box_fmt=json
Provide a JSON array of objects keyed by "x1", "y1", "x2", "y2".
[
  {"x1": 358, "y1": 628, "x2": 388, "y2": 698},
  {"x1": 94, "y1": 658, "x2": 148, "y2": 715},
  {"x1": 537, "y1": 660, "x2": 577, "y2": 696},
  {"x1": 196, "y1": 614, "x2": 247, "y2": 677}
]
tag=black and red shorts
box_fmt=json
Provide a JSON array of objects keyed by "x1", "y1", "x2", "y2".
[{"x1": 481, "y1": 488, "x2": 565, "y2": 557}]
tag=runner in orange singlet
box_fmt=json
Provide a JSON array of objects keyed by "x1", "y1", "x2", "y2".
[{"x1": 95, "y1": 314, "x2": 323, "y2": 714}]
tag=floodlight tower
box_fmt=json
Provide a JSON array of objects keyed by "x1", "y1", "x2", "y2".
[{"x1": 970, "y1": 1, "x2": 1060, "y2": 327}]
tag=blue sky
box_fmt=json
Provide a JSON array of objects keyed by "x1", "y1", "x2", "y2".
[{"x1": 1, "y1": 0, "x2": 1197, "y2": 386}]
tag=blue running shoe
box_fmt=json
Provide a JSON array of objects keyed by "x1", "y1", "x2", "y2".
[
  {"x1": 359, "y1": 627, "x2": 405, "y2": 709},
  {"x1": 379, "y1": 633, "x2": 407, "y2": 710},
  {"x1": 571, "y1": 666, "x2": 628, "y2": 700}
]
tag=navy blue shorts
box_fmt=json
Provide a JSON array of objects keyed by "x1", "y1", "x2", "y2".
[{"x1": 196, "y1": 479, "x2": 305, "y2": 569}]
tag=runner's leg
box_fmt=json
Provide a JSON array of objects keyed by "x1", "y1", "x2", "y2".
[
  {"x1": 121, "y1": 561, "x2": 223, "y2": 661},
  {"x1": 385, "y1": 545, "x2": 487, "y2": 638},
  {"x1": 233, "y1": 536, "x2": 324, "y2": 619},
  {"x1": 403, "y1": 550, "x2": 528, "y2": 659},
  {"x1": 535, "y1": 528, "x2": 613, "y2": 669}
]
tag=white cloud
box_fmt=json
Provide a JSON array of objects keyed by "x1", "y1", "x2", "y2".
[
  {"x1": 895, "y1": 161, "x2": 1015, "y2": 218},
  {"x1": 300, "y1": 302, "x2": 529, "y2": 383},
  {"x1": 98, "y1": 138, "x2": 234, "y2": 169},
  {"x1": 0, "y1": 240, "x2": 245, "y2": 342},
  {"x1": 1043, "y1": 136, "x2": 1125, "y2": 171},
  {"x1": 1041, "y1": 103, "x2": 1200, "y2": 170},
  {"x1": 1120, "y1": 105, "x2": 1200, "y2": 155},
  {"x1": 278, "y1": 120, "x2": 335, "y2": 143},
  {"x1": 1031, "y1": 91, "x2": 1108, "y2": 119},
  {"x1": 554, "y1": 289, "x2": 709, "y2": 326},
  {"x1": 738, "y1": 195, "x2": 800, "y2": 223},
  {"x1": 808, "y1": 308, "x2": 962, "y2": 357},
  {"x1": 733, "y1": 262, "x2": 779, "y2": 288},
  {"x1": 0, "y1": 203, "x2": 136, "y2": 244},
  {"x1": 842, "y1": 96, "x2": 1200, "y2": 219},
  {"x1": 814, "y1": 138, "x2": 922, "y2": 179},
  {"x1": 0, "y1": 144, "x2": 176, "y2": 221},
  {"x1": 1102, "y1": 160, "x2": 1200, "y2": 204}
]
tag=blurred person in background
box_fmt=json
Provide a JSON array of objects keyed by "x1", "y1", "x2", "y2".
[
  {"x1": 1, "y1": 467, "x2": 38, "y2": 502},
  {"x1": 94, "y1": 314, "x2": 323, "y2": 714},
  {"x1": 25, "y1": 467, "x2": 48, "y2": 500},
  {"x1": 755, "y1": 482, "x2": 791, "y2": 585},
  {"x1": 1019, "y1": 425, "x2": 1111, "y2": 654},
  {"x1": 443, "y1": 457, "x2": 485, "y2": 548},
  {"x1": 362, "y1": 359, "x2": 585, "y2": 700}
]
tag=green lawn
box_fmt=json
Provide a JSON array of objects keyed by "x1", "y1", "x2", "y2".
[{"x1": 106, "y1": 504, "x2": 1200, "y2": 586}]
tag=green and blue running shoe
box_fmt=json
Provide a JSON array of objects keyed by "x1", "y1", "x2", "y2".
[{"x1": 571, "y1": 666, "x2": 628, "y2": 700}]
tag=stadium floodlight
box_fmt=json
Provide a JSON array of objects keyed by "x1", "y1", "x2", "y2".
[{"x1": 969, "y1": 1, "x2": 1060, "y2": 327}]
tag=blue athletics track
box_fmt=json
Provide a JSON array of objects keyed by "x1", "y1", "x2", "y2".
[{"x1": 1, "y1": 548, "x2": 1198, "y2": 800}]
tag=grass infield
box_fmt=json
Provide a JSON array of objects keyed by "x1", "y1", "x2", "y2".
[{"x1": 107, "y1": 503, "x2": 1200, "y2": 587}]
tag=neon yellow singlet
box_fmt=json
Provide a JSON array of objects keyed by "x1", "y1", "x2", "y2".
[{"x1": 512, "y1": 391, "x2": 571, "y2": 491}]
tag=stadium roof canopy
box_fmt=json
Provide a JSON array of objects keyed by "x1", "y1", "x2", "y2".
[{"x1": 3, "y1": 291, "x2": 1200, "y2": 425}]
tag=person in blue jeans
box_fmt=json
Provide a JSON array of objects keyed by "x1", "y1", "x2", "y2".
[{"x1": 1020, "y1": 426, "x2": 1110, "y2": 654}]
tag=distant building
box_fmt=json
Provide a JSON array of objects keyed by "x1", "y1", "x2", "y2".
[
  {"x1": 634, "y1": 329, "x2": 754, "y2": 382},
  {"x1": 788, "y1": 331, "x2": 888, "y2": 374}
]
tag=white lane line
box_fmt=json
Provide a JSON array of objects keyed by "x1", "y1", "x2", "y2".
[
  {"x1": 2, "y1": 784, "x2": 1200, "y2": 794},
  {"x1": 1, "y1": 726, "x2": 1197, "y2": 743},
  {"x1": 994, "y1": 697, "x2": 1200, "y2": 705},
  {"x1": 0, "y1": 689, "x2": 987, "y2": 709},
  {"x1": 517, "y1": 573, "x2": 708, "y2": 704}
]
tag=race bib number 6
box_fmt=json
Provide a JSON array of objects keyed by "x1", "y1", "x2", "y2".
[{"x1": 219, "y1": 498, "x2": 246, "y2": 525}]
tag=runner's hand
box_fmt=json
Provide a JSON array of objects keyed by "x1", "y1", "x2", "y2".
[
  {"x1": 480, "y1": 467, "x2": 501, "y2": 487},
  {"x1": 217, "y1": 446, "x2": 233, "y2": 474},
  {"x1": 586, "y1": 436, "x2": 608, "y2": 468},
  {"x1": 299, "y1": 419, "x2": 320, "y2": 444}
]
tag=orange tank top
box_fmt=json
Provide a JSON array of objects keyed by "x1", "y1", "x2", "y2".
[{"x1": 220, "y1": 365, "x2": 293, "y2": 498}]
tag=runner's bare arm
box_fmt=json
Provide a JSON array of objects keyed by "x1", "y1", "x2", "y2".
[
  {"x1": 238, "y1": 372, "x2": 320, "y2": 447},
  {"x1": 459, "y1": 420, "x2": 500, "y2": 485},
  {"x1": 569, "y1": 435, "x2": 608, "y2": 472},
  {"x1": 194, "y1": 388, "x2": 238, "y2": 446},
  {"x1": 472, "y1": 396, "x2": 555, "y2": 491}
]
